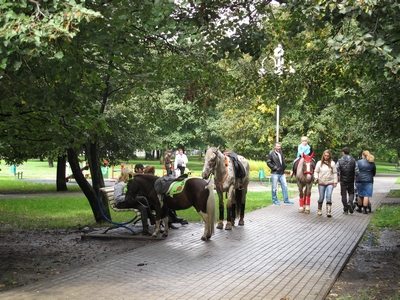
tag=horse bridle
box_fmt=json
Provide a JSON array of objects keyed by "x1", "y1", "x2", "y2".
[{"x1": 206, "y1": 150, "x2": 229, "y2": 187}]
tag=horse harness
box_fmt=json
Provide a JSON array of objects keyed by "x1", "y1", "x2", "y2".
[{"x1": 211, "y1": 150, "x2": 246, "y2": 189}]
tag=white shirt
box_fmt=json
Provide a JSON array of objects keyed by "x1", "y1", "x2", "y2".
[{"x1": 174, "y1": 153, "x2": 188, "y2": 169}]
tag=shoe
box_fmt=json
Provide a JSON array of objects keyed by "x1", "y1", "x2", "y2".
[
  {"x1": 284, "y1": 200, "x2": 294, "y2": 205},
  {"x1": 343, "y1": 210, "x2": 348, "y2": 215},
  {"x1": 273, "y1": 201, "x2": 280, "y2": 205},
  {"x1": 347, "y1": 203, "x2": 354, "y2": 214},
  {"x1": 169, "y1": 223, "x2": 179, "y2": 229},
  {"x1": 174, "y1": 217, "x2": 184, "y2": 223},
  {"x1": 180, "y1": 219, "x2": 188, "y2": 225}
]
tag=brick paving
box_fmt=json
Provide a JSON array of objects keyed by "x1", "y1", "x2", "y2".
[{"x1": 0, "y1": 176, "x2": 398, "y2": 300}]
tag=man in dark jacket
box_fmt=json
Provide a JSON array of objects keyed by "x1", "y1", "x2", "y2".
[
  {"x1": 266, "y1": 142, "x2": 294, "y2": 205},
  {"x1": 336, "y1": 147, "x2": 359, "y2": 214}
]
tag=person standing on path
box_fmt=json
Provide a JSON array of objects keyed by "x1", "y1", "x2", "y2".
[
  {"x1": 313, "y1": 150, "x2": 338, "y2": 217},
  {"x1": 266, "y1": 142, "x2": 294, "y2": 205},
  {"x1": 174, "y1": 148, "x2": 188, "y2": 176},
  {"x1": 355, "y1": 150, "x2": 376, "y2": 214},
  {"x1": 336, "y1": 147, "x2": 359, "y2": 214}
]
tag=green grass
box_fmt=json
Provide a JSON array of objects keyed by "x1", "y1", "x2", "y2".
[
  {"x1": 370, "y1": 206, "x2": 400, "y2": 230},
  {"x1": 0, "y1": 179, "x2": 82, "y2": 194},
  {"x1": 0, "y1": 190, "x2": 279, "y2": 230},
  {"x1": 0, "y1": 157, "x2": 398, "y2": 230}
]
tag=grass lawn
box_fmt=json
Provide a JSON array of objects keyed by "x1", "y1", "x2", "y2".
[{"x1": 1, "y1": 158, "x2": 398, "y2": 230}]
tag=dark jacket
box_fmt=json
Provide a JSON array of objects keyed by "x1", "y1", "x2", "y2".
[
  {"x1": 336, "y1": 155, "x2": 359, "y2": 183},
  {"x1": 266, "y1": 150, "x2": 287, "y2": 174},
  {"x1": 355, "y1": 158, "x2": 376, "y2": 183}
]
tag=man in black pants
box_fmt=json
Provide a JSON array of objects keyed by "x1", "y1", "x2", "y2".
[{"x1": 336, "y1": 147, "x2": 359, "y2": 214}]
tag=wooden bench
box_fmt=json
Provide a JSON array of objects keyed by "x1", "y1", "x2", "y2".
[{"x1": 98, "y1": 186, "x2": 141, "y2": 234}]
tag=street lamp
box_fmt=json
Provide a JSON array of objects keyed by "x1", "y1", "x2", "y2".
[{"x1": 258, "y1": 44, "x2": 295, "y2": 143}]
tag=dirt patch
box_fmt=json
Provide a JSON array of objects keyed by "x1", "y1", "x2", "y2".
[
  {"x1": 327, "y1": 228, "x2": 400, "y2": 299},
  {"x1": 0, "y1": 228, "x2": 149, "y2": 292}
]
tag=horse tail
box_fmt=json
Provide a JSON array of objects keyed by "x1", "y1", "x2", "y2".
[{"x1": 206, "y1": 184, "x2": 216, "y2": 236}]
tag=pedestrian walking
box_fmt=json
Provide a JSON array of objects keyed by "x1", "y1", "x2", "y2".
[
  {"x1": 355, "y1": 150, "x2": 376, "y2": 214},
  {"x1": 313, "y1": 150, "x2": 338, "y2": 217},
  {"x1": 336, "y1": 147, "x2": 359, "y2": 214}
]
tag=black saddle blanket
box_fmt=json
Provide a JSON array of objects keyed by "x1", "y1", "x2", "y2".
[{"x1": 226, "y1": 152, "x2": 246, "y2": 179}]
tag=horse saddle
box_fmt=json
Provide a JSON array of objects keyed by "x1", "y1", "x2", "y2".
[
  {"x1": 226, "y1": 152, "x2": 246, "y2": 179},
  {"x1": 154, "y1": 173, "x2": 188, "y2": 194}
]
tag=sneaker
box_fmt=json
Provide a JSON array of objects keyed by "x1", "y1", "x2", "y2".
[
  {"x1": 343, "y1": 210, "x2": 348, "y2": 215},
  {"x1": 347, "y1": 203, "x2": 354, "y2": 214},
  {"x1": 284, "y1": 200, "x2": 294, "y2": 205},
  {"x1": 273, "y1": 200, "x2": 280, "y2": 205}
]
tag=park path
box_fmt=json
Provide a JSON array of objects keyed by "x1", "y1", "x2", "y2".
[{"x1": 0, "y1": 175, "x2": 398, "y2": 300}]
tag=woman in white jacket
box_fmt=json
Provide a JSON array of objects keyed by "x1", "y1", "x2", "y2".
[{"x1": 314, "y1": 150, "x2": 338, "y2": 217}]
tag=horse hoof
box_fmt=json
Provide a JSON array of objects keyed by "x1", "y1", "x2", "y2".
[
  {"x1": 305, "y1": 210, "x2": 310, "y2": 214},
  {"x1": 238, "y1": 219, "x2": 244, "y2": 226},
  {"x1": 225, "y1": 223, "x2": 233, "y2": 230},
  {"x1": 216, "y1": 222, "x2": 224, "y2": 230},
  {"x1": 201, "y1": 236, "x2": 207, "y2": 241},
  {"x1": 298, "y1": 208, "x2": 305, "y2": 213},
  {"x1": 151, "y1": 233, "x2": 158, "y2": 238},
  {"x1": 162, "y1": 233, "x2": 168, "y2": 238}
]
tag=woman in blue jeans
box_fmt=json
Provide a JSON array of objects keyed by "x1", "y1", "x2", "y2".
[{"x1": 313, "y1": 150, "x2": 338, "y2": 217}]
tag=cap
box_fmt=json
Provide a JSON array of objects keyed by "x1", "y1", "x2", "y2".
[{"x1": 134, "y1": 164, "x2": 144, "y2": 170}]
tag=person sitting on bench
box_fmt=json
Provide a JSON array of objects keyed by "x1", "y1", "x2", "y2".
[{"x1": 114, "y1": 168, "x2": 155, "y2": 235}]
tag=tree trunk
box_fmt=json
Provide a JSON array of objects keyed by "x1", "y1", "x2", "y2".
[
  {"x1": 67, "y1": 147, "x2": 110, "y2": 223},
  {"x1": 48, "y1": 157, "x2": 54, "y2": 168},
  {"x1": 56, "y1": 155, "x2": 68, "y2": 191}
]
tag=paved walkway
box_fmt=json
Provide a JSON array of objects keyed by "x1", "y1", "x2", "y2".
[{"x1": 1, "y1": 176, "x2": 399, "y2": 300}]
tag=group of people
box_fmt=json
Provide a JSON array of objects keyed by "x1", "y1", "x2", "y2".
[
  {"x1": 267, "y1": 136, "x2": 376, "y2": 217},
  {"x1": 113, "y1": 151, "x2": 189, "y2": 235},
  {"x1": 165, "y1": 148, "x2": 189, "y2": 176}
]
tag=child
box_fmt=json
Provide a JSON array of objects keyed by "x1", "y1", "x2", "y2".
[{"x1": 291, "y1": 136, "x2": 313, "y2": 176}]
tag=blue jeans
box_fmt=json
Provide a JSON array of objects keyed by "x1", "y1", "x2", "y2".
[
  {"x1": 271, "y1": 173, "x2": 289, "y2": 202},
  {"x1": 317, "y1": 184, "x2": 334, "y2": 204}
]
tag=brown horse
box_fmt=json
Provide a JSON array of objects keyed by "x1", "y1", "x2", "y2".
[
  {"x1": 296, "y1": 152, "x2": 315, "y2": 213},
  {"x1": 126, "y1": 174, "x2": 216, "y2": 241},
  {"x1": 202, "y1": 146, "x2": 249, "y2": 230}
]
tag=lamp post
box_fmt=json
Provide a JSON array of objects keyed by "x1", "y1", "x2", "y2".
[{"x1": 258, "y1": 44, "x2": 294, "y2": 143}]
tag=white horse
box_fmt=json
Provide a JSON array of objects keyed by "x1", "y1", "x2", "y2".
[{"x1": 202, "y1": 146, "x2": 250, "y2": 230}]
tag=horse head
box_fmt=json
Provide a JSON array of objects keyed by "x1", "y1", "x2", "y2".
[
  {"x1": 302, "y1": 152, "x2": 314, "y2": 163},
  {"x1": 202, "y1": 146, "x2": 220, "y2": 180},
  {"x1": 301, "y1": 152, "x2": 314, "y2": 175},
  {"x1": 125, "y1": 176, "x2": 140, "y2": 203}
]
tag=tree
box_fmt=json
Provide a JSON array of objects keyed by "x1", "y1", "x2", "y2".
[{"x1": 1, "y1": 0, "x2": 273, "y2": 223}]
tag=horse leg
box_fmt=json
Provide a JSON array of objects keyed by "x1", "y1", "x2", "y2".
[
  {"x1": 305, "y1": 183, "x2": 312, "y2": 214},
  {"x1": 304, "y1": 195, "x2": 311, "y2": 214},
  {"x1": 231, "y1": 203, "x2": 236, "y2": 226},
  {"x1": 216, "y1": 190, "x2": 224, "y2": 230},
  {"x1": 238, "y1": 203, "x2": 245, "y2": 226},
  {"x1": 161, "y1": 215, "x2": 169, "y2": 237},
  {"x1": 298, "y1": 184, "x2": 305, "y2": 213},
  {"x1": 152, "y1": 220, "x2": 161, "y2": 238},
  {"x1": 225, "y1": 187, "x2": 235, "y2": 230},
  {"x1": 225, "y1": 204, "x2": 233, "y2": 230}
]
